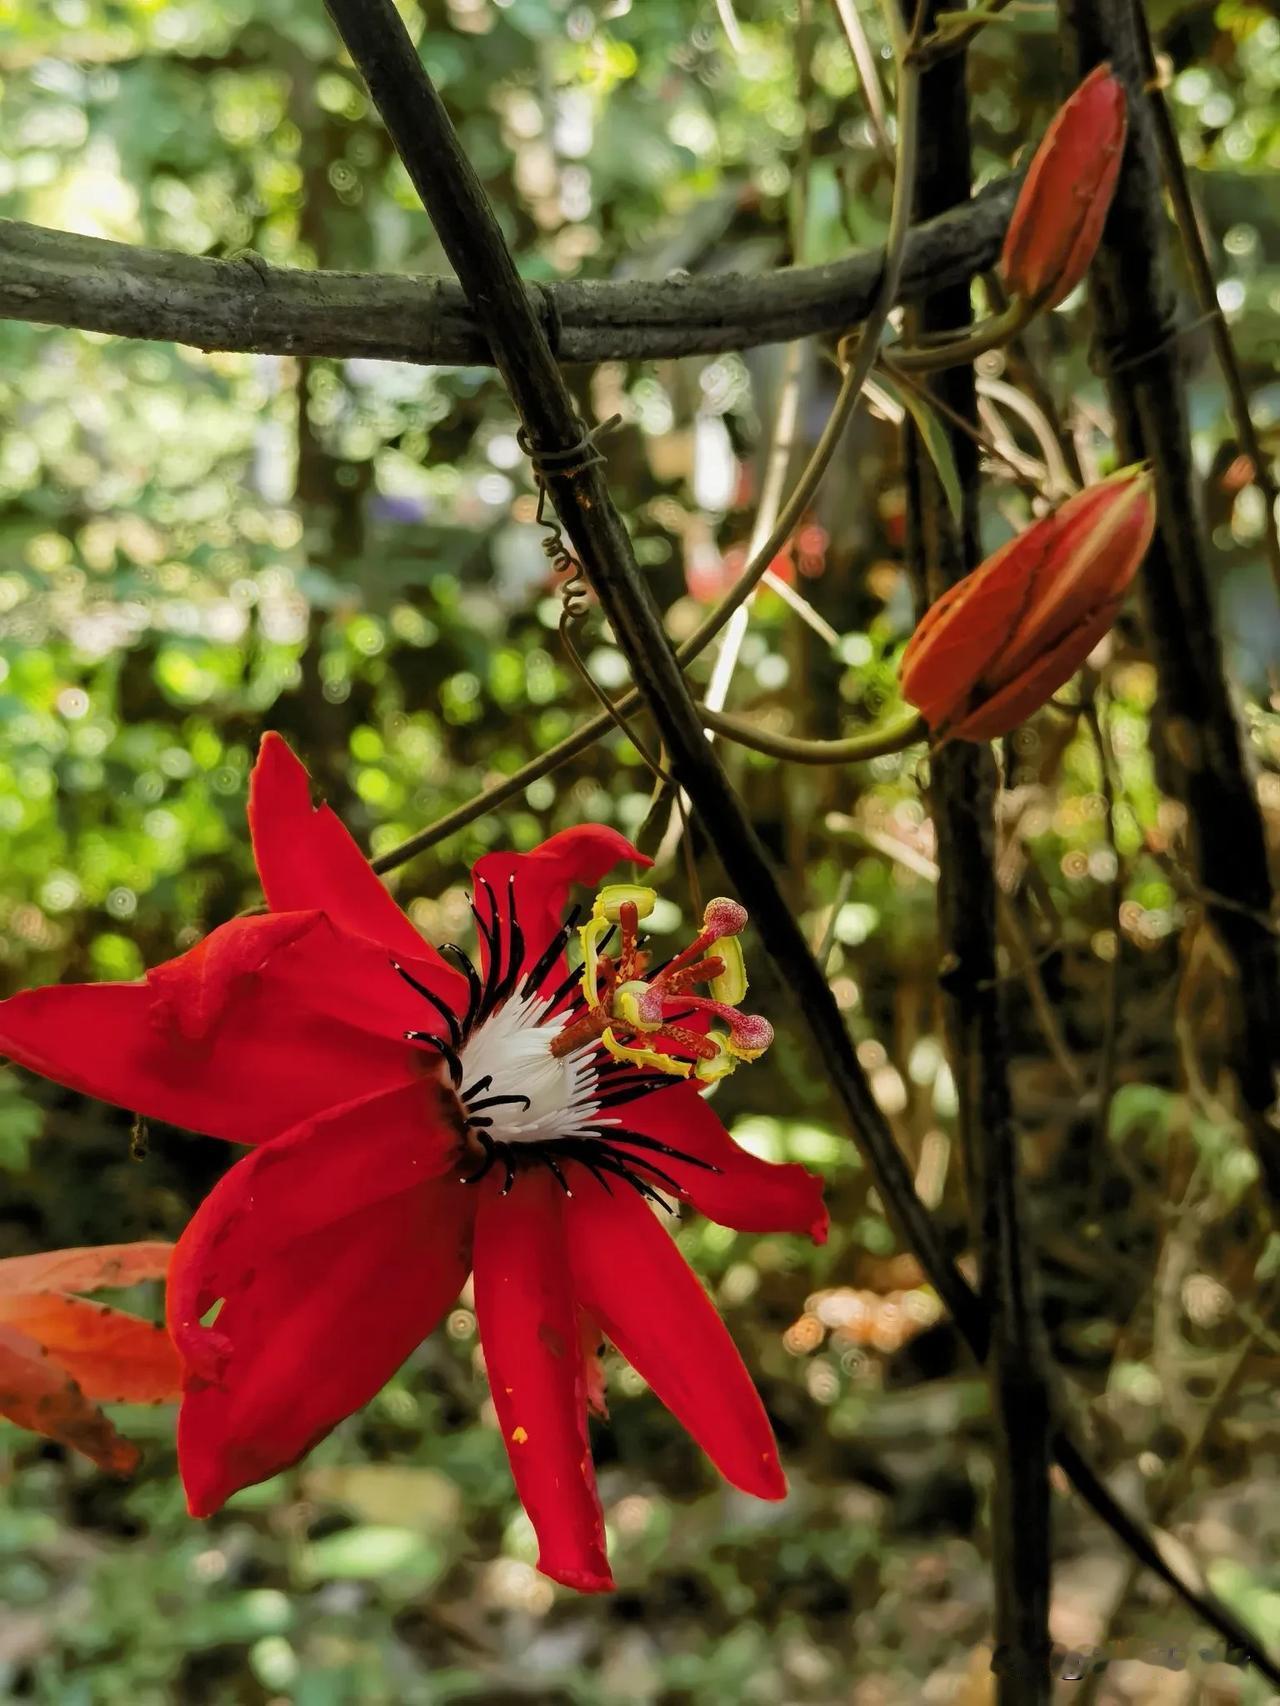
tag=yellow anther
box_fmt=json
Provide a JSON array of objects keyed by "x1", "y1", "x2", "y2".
[
  {"x1": 601, "y1": 1027, "x2": 692, "y2": 1078},
  {"x1": 593, "y1": 883, "x2": 658, "y2": 923},
  {"x1": 615, "y1": 980, "x2": 661, "y2": 1032},
  {"x1": 709, "y1": 934, "x2": 748, "y2": 1006},
  {"x1": 578, "y1": 914, "x2": 612, "y2": 1005},
  {"x1": 694, "y1": 1030, "x2": 739, "y2": 1084}
]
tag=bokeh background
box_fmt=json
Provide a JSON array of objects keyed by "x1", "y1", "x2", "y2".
[{"x1": 1, "y1": 0, "x2": 1278, "y2": 1700}]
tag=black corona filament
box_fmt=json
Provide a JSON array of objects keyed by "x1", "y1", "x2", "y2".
[
  {"x1": 470, "y1": 875, "x2": 505, "y2": 1025},
  {"x1": 396, "y1": 896, "x2": 597, "y2": 1086},
  {"x1": 391, "y1": 958, "x2": 462, "y2": 1049},
  {"x1": 392, "y1": 895, "x2": 717, "y2": 1205},
  {"x1": 521, "y1": 905, "x2": 581, "y2": 1002},
  {"x1": 542, "y1": 922, "x2": 616, "y2": 1018},
  {"x1": 456, "y1": 1115, "x2": 722, "y2": 1206},
  {"x1": 441, "y1": 943, "x2": 483, "y2": 1033}
]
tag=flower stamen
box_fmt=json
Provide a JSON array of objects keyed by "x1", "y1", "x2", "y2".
[{"x1": 550, "y1": 890, "x2": 771, "y2": 1082}]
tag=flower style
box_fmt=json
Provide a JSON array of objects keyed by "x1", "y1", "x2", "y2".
[
  {"x1": 1000, "y1": 63, "x2": 1128, "y2": 311},
  {"x1": 0, "y1": 1242, "x2": 180, "y2": 1472},
  {"x1": 899, "y1": 466, "x2": 1156, "y2": 743},
  {"x1": 0, "y1": 733, "x2": 827, "y2": 1591}
]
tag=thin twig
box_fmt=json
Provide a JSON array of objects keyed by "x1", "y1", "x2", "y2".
[
  {"x1": 976, "y1": 377, "x2": 1076, "y2": 497},
  {"x1": 657, "y1": 11, "x2": 821, "y2": 871},
  {"x1": 882, "y1": 359, "x2": 1052, "y2": 493},
  {"x1": 713, "y1": 0, "x2": 748, "y2": 53},
  {"x1": 832, "y1": 0, "x2": 895, "y2": 160},
  {"x1": 656, "y1": 324, "x2": 806, "y2": 873},
  {"x1": 759, "y1": 568, "x2": 842, "y2": 645},
  {"x1": 814, "y1": 869, "x2": 856, "y2": 971},
  {"x1": 996, "y1": 896, "x2": 1088, "y2": 1097}
]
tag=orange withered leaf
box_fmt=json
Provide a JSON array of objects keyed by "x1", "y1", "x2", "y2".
[
  {"x1": 0, "y1": 1241, "x2": 180, "y2": 1474},
  {"x1": 1000, "y1": 64, "x2": 1127, "y2": 310},
  {"x1": 899, "y1": 466, "x2": 1156, "y2": 743},
  {"x1": 0, "y1": 1240, "x2": 172, "y2": 1299}
]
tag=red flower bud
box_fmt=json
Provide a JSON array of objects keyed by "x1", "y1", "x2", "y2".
[
  {"x1": 1000, "y1": 64, "x2": 1127, "y2": 310},
  {"x1": 899, "y1": 466, "x2": 1156, "y2": 743}
]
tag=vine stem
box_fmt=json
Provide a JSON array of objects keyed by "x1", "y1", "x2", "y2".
[
  {"x1": 323, "y1": 0, "x2": 1280, "y2": 1682},
  {"x1": 887, "y1": 299, "x2": 1031, "y2": 372},
  {"x1": 697, "y1": 704, "x2": 926, "y2": 764}
]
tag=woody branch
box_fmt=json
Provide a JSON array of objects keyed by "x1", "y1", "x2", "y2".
[{"x1": 0, "y1": 180, "x2": 1018, "y2": 366}]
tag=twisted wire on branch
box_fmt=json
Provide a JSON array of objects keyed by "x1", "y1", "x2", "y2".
[{"x1": 319, "y1": 0, "x2": 1279, "y2": 1681}]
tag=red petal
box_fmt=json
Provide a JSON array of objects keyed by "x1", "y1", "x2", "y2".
[
  {"x1": 472, "y1": 1170, "x2": 613, "y2": 1593},
  {"x1": 170, "y1": 1089, "x2": 473, "y2": 1514},
  {"x1": 0, "y1": 1294, "x2": 180, "y2": 1402},
  {"x1": 0, "y1": 1323, "x2": 140, "y2": 1473},
  {"x1": 565, "y1": 1178, "x2": 785, "y2": 1501},
  {"x1": 472, "y1": 827, "x2": 649, "y2": 994},
  {"x1": 250, "y1": 734, "x2": 464, "y2": 997},
  {"x1": 604, "y1": 1082, "x2": 828, "y2": 1243},
  {"x1": 579, "y1": 1310, "x2": 608, "y2": 1419},
  {"x1": 0, "y1": 1241, "x2": 173, "y2": 1298},
  {"x1": 0, "y1": 912, "x2": 433, "y2": 1144},
  {"x1": 168, "y1": 1080, "x2": 462, "y2": 1383}
]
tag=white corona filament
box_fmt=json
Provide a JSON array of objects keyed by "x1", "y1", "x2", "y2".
[{"x1": 458, "y1": 992, "x2": 612, "y2": 1145}]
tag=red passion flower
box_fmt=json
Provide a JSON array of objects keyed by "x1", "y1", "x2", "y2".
[{"x1": 0, "y1": 733, "x2": 827, "y2": 1592}]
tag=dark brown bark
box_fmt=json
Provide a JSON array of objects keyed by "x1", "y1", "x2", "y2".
[{"x1": 902, "y1": 19, "x2": 1052, "y2": 1700}]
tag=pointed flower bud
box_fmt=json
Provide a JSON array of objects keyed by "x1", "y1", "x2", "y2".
[
  {"x1": 899, "y1": 466, "x2": 1156, "y2": 743},
  {"x1": 1000, "y1": 64, "x2": 1127, "y2": 311}
]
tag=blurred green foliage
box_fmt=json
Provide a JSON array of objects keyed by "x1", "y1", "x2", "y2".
[{"x1": 0, "y1": 0, "x2": 1278, "y2": 1699}]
